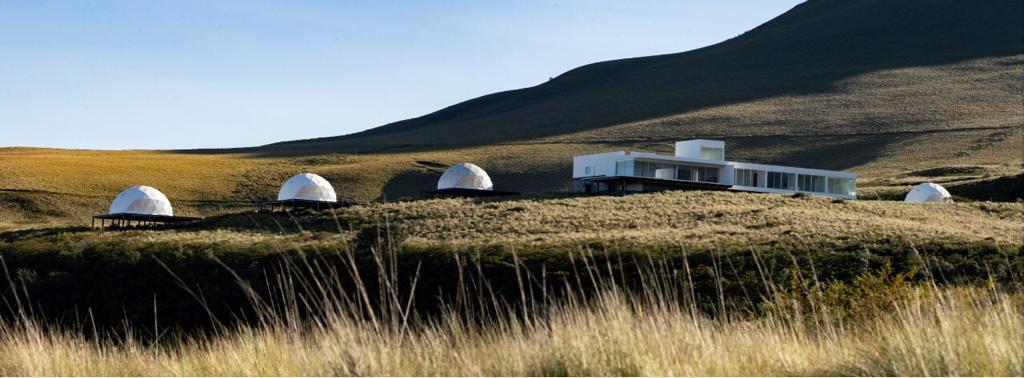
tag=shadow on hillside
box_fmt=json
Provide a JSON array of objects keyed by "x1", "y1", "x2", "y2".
[
  {"x1": 378, "y1": 170, "x2": 438, "y2": 201},
  {"x1": 175, "y1": 0, "x2": 1021, "y2": 159},
  {"x1": 948, "y1": 174, "x2": 1024, "y2": 202},
  {"x1": 730, "y1": 133, "x2": 915, "y2": 170},
  {"x1": 0, "y1": 226, "x2": 92, "y2": 243}
]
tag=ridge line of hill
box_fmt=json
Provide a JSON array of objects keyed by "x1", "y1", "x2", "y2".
[{"x1": 260, "y1": 0, "x2": 1022, "y2": 155}]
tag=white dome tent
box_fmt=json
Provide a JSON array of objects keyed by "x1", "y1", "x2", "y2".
[
  {"x1": 261, "y1": 173, "x2": 357, "y2": 212},
  {"x1": 437, "y1": 163, "x2": 494, "y2": 191},
  {"x1": 904, "y1": 183, "x2": 953, "y2": 203},
  {"x1": 93, "y1": 185, "x2": 200, "y2": 228},
  {"x1": 109, "y1": 185, "x2": 174, "y2": 216},
  {"x1": 427, "y1": 163, "x2": 518, "y2": 197},
  {"x1": 278, "y1": 173, "x2": 338, "y2": 202}
]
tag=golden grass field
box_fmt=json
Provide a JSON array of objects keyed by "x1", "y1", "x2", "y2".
[
  {"x1": 1, "y1": 272, "x2": 1021, "y2": 376},
  {"x1": 5, "y1": 190, "x2": 1019, "y2": 255},
  {"x1": 350, "y1": 191, "x2": 1023, "y2": 249}
]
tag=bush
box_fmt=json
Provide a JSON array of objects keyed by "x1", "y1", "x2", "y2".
[{"x1": 355, "y1": 222, "x2": 407, "y2": 252}]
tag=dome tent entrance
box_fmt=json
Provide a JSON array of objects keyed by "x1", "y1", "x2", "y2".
[
  {"x1": 93, "y1": 186, "x2": 200, "y2": 228},
  {"x1": 425, "y1": 163, "x2": 518, "y2": 198},
  {"x1": 905, "y1": 183, "x2": 953, "y2": 203}
]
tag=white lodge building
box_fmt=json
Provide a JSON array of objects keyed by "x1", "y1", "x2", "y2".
[{"x1": 572, "y1": 140, "x2": 857, "y2": 199}]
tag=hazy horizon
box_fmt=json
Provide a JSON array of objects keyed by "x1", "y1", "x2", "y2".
[{"x1": 1, "y1": 0, "x2": 802, "y2": 150}]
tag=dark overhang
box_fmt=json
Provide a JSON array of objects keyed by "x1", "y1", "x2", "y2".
[
  {"x1": 91, "y1": 213, "x2": 202, "y2": 228},
  {"x1": 93, "y1": 213, "x2": 201, "y2": 222}
]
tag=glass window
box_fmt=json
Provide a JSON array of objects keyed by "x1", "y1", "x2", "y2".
[
  {"x1": 735, "y1": 169, "x2": 761, "y2": 187},
  {"x1": 655, "y1": 166, "x2": 676, "y2": 180},
  {"x1": 632, "y1": 162, "x2": 644, "y2": 177},
  {"x1": 615, "y1": 160, "x2": 631, "y2": 176},
  {"x1": 676, "y1": 165, "x2": 711, "y2": 182},
  {"x1": 676, "y1": 166, "x2": 691, "y2": 181},
  {"x1": 700, "y1": 147, "x2": 724, "y2": 160},
  {"x1": 827, "y1": 177, "x2": 842, "y2": 194},
  {"x1": 683, "y1": 166, "x2": 718, "y2": 183},
  {"x1": 632, "y1": 161, "x2": 675, "y2": 178},
  {"x1": 622, "y1": 161, "x2": 722, "y2": 183},
  {"x1": 798, "y1": 174, "x2": 826, "y2": 192},
  {"x1": 765, "y1": 171, "x2": 794, "y2": 188},
  {"x1": 702, "y1": 167, "x2": 719, "y2": 183},
  {"x1": 767, "y1": 171, "x2": 796, "y2": 190},
  {"x1": 827, "y1": 177, "x2": 856, "y2": 196}
]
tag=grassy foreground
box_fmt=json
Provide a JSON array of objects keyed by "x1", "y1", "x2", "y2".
[
  {"x1": 0, "y1": 191, "x2": 1020, "y2": 376},
  {"x1": 0, "y1": 283, "x2": 1021, "y2": 375}
]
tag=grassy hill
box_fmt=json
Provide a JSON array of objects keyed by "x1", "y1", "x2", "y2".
[
  {"x1": 11, "y1": 190, "x2": 1019, "y2": 252},
  {"x1": 1, "y1": 190, "x2": 1020, "y2": 333},
  {"x1": 270, "y1": 0, "x2": 1022, "y2": 152},
  {"x1": 200, "y1": 190, "x2": 1021, "y2": 252},
  {"x1": 1, "y1": 0, "x2": 1021, "y2": 227}
]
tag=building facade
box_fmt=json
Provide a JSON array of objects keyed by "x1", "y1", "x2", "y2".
[{"x1": 572, "y1": 140, "x2": 857, "y2": 199}]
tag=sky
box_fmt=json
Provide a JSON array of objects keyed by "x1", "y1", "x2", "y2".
[{"x1": 0, "y1": 0, "x2": 802, "y2": 150}]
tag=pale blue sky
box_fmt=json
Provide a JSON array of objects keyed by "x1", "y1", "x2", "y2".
[{"x1": 0, "y1": 1, "x2": 802, "y2": 150}]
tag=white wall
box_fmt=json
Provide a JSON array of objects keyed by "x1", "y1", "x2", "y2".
[
  {"x1": 719, "y1": 165, "x2": 736, "y2": 186},
  {"x1": 675, "y1": 139, "x2": 725, "y2": 160},
  {"x1": 572, "y1": 151, "x2": 624, "y2": 178}
]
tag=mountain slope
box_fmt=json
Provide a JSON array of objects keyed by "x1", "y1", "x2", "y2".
[{"x1": 268, "y1": 0, "x2": 1022, "y2": 154}]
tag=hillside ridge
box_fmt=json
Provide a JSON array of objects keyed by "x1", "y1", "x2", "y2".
[{"x1": 266, "y1": 0, "x2": 1023, "y2": 153}]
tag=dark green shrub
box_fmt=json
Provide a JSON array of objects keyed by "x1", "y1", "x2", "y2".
[{"x1": 355, "y1": 222, "x2": 407, "y2": 251}]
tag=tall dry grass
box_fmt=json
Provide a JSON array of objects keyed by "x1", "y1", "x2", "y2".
[
  {"x1": 0, "y1": 227, "x2": 1021, "y2": 377},
  {"x1": 0, "y1": 286, "x2": 1020, "y2": 376}
]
